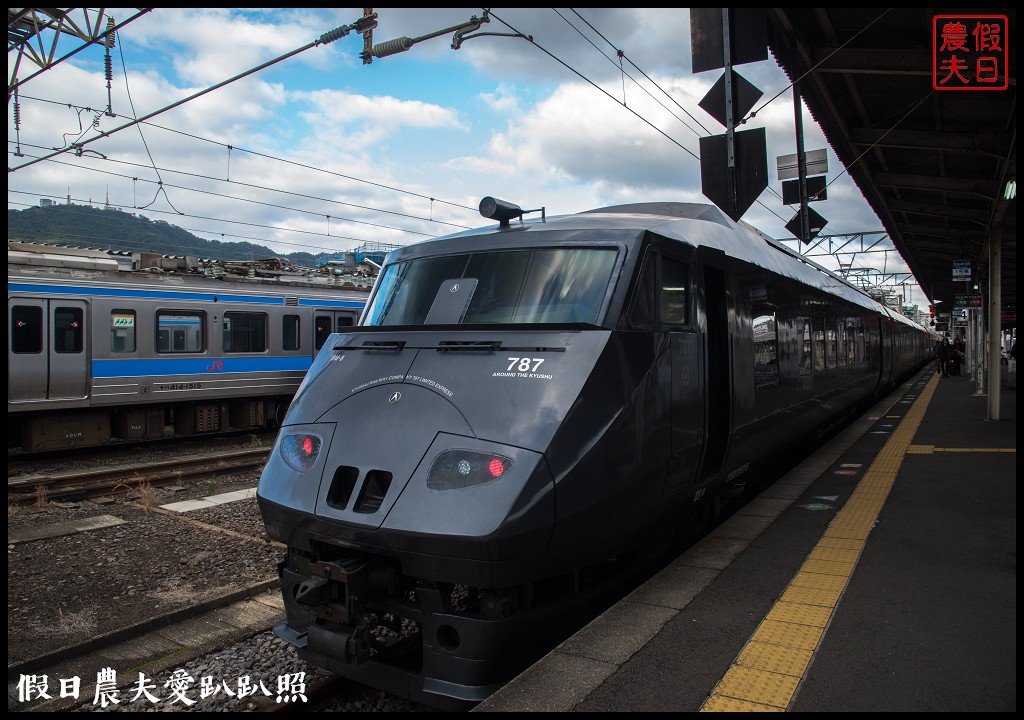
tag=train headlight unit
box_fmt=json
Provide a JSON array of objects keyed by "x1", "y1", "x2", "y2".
[
  {"x1": 479, "y1": 196, "x2": 546, "y2": 228},
  {"x1": 428, "y1": 449, "x2": 511, "y2": 490},
  {"x1": 281, "y1": 432, "x2": 323, "y2": 472}
]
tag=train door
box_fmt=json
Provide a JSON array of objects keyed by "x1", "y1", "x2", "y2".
[
  {"x1": 313, "y1": 309, "x2": 360, "y2": 353},
  {"x1": 662, "y1": 251, "x2": 703, "y2": 504},
  {"x1": 697, "y1": 253, "x2": 730, "y2": 485},
  {"x1": 8, "y1": 297, "x2": 89, "y2": 402}
]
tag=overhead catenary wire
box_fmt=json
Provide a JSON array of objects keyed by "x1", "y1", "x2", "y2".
[
  {"x1": 7, "y1": 14, "x2": 371, "y2": 176},
  {"x1": 7, "y1": 148, "x2": 464, "y2": 236},
  {"x1": 12, "y1": 91, "x2": 478, "y2": 225}
]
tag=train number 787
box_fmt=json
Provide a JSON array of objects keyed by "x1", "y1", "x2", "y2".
[{"x1": 507, "y1": 357, "x2": 545, "y2": 372}]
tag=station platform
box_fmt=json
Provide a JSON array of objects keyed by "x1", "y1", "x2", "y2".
[{"x1": 475, "y1": 365, "x2": 1016, "y2": 712}]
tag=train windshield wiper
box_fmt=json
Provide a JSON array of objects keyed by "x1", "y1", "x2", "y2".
[
  {"x1": 436, "y1": 340, "x2": 502, "y2": 352},
  {"x1": 340, "y1": 340, "x2": 408, "y2": 352}
]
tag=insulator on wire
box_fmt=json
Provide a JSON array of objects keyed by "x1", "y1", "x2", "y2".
[
  {"x1": 105, "y1": 55, "x2": 113, "y2": 82},
  {"x1": 370, "y1": 37, "x2": 414, "y2": 58},
  {"x1": 105, "y1": 18, "x2": 116, "y2": 49},
  {"x1": 13, "y1": 101, "x2": 21, "y2": 128},
  {"x1": 318, "y1": 25, "x2": 352, "y2": 45}
]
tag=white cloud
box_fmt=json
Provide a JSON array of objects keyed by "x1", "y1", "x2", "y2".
[{"x1": 8, "y1": 7, "x2": 919, "y2": 301}]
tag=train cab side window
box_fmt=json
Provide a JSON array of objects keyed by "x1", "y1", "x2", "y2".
[
  {"x1": 337, "y1": 315, "x2": 354, "y2": 330},
  {"x1": 111, "y1": 310, "x2": 136, "y2": 353},
  {"x1": 223, "y1": 312, "x2": 267, "y2": 353},
  {"x1": 660, "y1": 256, "x2": 689, "y2": 325},
  {"x1": 283, "y1": 314, "x2": 301, "y2": 351},
  {"x1": 54, "y1": 307, "x2": 84, "y2": 353},
  {"x1": 157, "y1": 312, "x2": 205, "y2": 353},
  {"x1": 627, "y1": 252, "x2": 658, "y2": 327},
  {"x1": 10, "y1": 305, "x2": 43, "y2": 354}
]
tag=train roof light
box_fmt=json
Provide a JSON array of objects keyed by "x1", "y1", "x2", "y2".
[{"x1": 479, "y1": 197, "x2": 546, "y2": 228}]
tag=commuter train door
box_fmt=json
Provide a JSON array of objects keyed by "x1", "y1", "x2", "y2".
[
  {"x1": 8, "y1": 297, "x2": 89, "y2": 402},
  {"x1": 313, "y1": 309, "x2": 360, "y2": 352}
]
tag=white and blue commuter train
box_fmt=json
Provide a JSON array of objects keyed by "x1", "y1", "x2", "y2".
[{"x1": 7, "y1": 243, "x2": 369, "y2": 452}]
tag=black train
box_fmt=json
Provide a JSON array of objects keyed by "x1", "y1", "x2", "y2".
[{"x1": 257, "y1": 200, "x2": 931, "y2": 709}]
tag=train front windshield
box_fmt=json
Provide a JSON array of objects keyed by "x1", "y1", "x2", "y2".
[{"x1": 363, "y1": 247, "x2": 617, "y2": 326}]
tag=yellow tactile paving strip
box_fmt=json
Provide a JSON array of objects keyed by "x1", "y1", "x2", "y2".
[
  {"x1": 907, "y1": 445, "x2": 1015, "y2": 454},
  {"x1": 700, "y1": 375, "x2": 940, "y2": 712}
]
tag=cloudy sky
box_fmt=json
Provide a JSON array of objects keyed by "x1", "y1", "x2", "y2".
[{"x1": 6, "y1": 7, "x2": 926, "y2": 307}]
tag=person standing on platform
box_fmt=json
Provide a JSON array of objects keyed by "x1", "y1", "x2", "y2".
[
  {"x1": 1009, "y1": 339, "x2": 1017, "y2": 390},
  {"x1": 938, "y1": 337, "x2": 952, "y2": 378},
  {"x1": 952, "y1": 335, "x2": 965, "y2": 376}
]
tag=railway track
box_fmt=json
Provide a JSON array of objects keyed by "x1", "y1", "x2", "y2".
[{"x1": 7, "y1": 448, "x2": 271, "y2": 504}]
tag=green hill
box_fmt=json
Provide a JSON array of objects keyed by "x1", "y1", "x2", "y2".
[{"x1": 7, "y1": 203, "x2": 322, "y2": 267}]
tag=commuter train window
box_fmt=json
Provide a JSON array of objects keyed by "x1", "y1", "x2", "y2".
[
  {"x1": 314, "y1": 314, "x2": 331, "y2": 350},
  {"x1": 660, "y1": 256, "x2": 689, "y2": 325},
  {"x1": 54, "y1": 307, "x2": 84, "y2": 353},
  {"x1": 10, "y1": 305, "x2": 43, "y2": 354},
  {"x1": 751, "y1": 299, "x2": 779, "y2": 388},
  {"x1": 283, "y1": 314, "x2": 301, "y2": 351},
  {"x1": 223, "y1": 312, "x2": 267, "y2": 353},
  {"x1": 157, "y1": 312, "x2": 205, "y2": 353},
  {"x1": 111, "y1": 310, "x2": 136, "y2": 353},
  {"x1": 365, "y1": 248, "x2": 617, "y2": 326},
  {"x1": 337, "y1": 315, "x2": 355, "y2": 330}
]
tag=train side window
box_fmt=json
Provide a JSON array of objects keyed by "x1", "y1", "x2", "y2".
[
  {"x1": 826, "y1": 309, "x2": 838, "y2": 370},
  {"x1": 857, "y1": 319, "x2": 866, "y2": 363},
  {"x1": 11, "y1": 305, "x2": 43, "y2": 354},
  {"x1": 846, "y1": 318, "x2": 857, "y2": 364},
  {"x1": 836, "y1": 318, "x2": 846, "y2": 367},
  {"x1": 54, "y1": 307, "x2": 84, "y2": 353},
  {"x1": 660, "y1": 256, "x2": 689, "y2": 325},
  {"x1": 283, "y1": 314, "x2": 301, "y2": 351},
  {"x1": 111, "y1": 310, "x2": 136, "y2": 353},
  {"x1": 337, "y1": 315, "x2": 355, "y2": 330},
  {"x1": 812, "y1": 310, "x2": 826, "y2": 371},
  {"x1": 223, "y1": 311, "x2": 267, "y2": 353},
  {"x1": 157, "y1": 312, "x2": 205, "y2": 353},
  {"x1": 865, "y1": 320, "x2": 877, "y2": 364},
  {"x1": 797, "y1": 317, "x2": 812, "y2": 375},
  {"x1": 751, "y1": 295, "x2": 778, "y2": 388}
]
